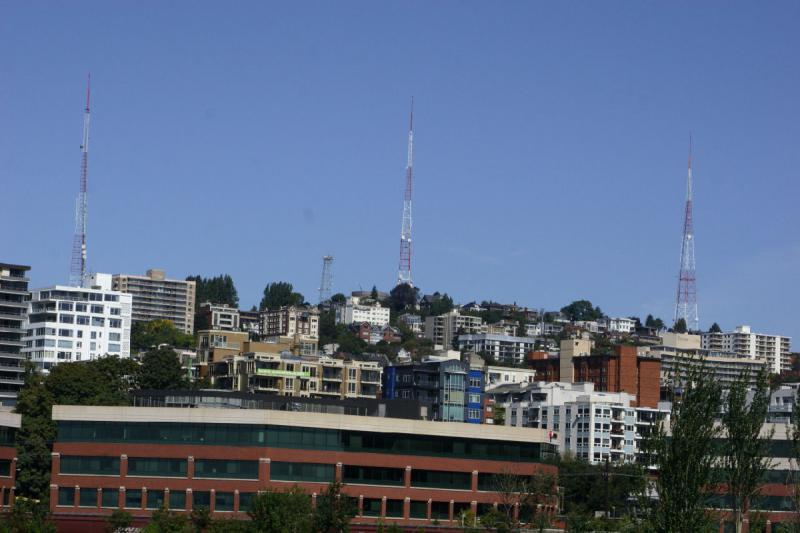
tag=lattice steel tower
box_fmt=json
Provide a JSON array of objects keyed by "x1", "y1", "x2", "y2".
[
  {"x1": 70, "y1": 75, "x2": 91, "y2": 288},
  {"x1": 674, "y1": 137, "x2": 698, "y2": 331},
  {"x1": 397, "y1": 98, "x2": 414, "y2": 286},
  {"x1": 318, "y1": 255, "x2": 334, "y2": 304}
]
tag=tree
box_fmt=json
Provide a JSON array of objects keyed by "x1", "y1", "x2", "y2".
[
  {"x1": 142, "y1": 508, "x2": 191, "y2": 533},
  {"x1": 248, "y1": 487, "x2": 312, "y2": 533},
  {"x1": 646, "y1": 362, "x2": 722, "y2": 532},
  {"x1": 189, "y1": 506, "x2": 212, "y2": 533},
  {"x1": 260, "y1": 282, "x2": 304, "y2": 311},
  {"x1": 491, "y1": 468, "x2": 555, "y2": 529},
  {"x1": 558, "y1": 456, "x2": 645, "y2": 518},
  {"x1": 428, "y1": 293, "x2": 455, "y2": 317},
  {"x1": 46, "y1": 357, "x2": 135, "y2": 406},
  {"x1": 370, "y1": 285, "x2": 379, "y2": 300},
  {"x1": 645, "y1": 314, "x2": 666, "y2": 330},
  {"x1": 107, "y1": 509, "x2": 133, "y2": 532},
  {"x1": 560, "y1": 300, "x2": 604, "y2": 322},
  {"x1": 138, "y1": 347, "x2": 187, "y2": 390},
  {"x1": 673, "y1": 317, "x2": 688, "y2": 333},
  {"x1": 0, "y1": 497, "x2": 56, "y2": 533},
  {"x1": 330, "y1": 293, "x2": 346, "y2": 305},
  {"x1": 14, "y1": 365, "x2": 55, "y2": 500},
  {"x1": 132, "y1": 319, "x2": 195, "y2": 351},
  {"x1": 709, "y1": 322, "x2": 722, "y2": 333},
  {"x1": 720, "y1": 368, "x2": 774, "y2": 533},
  {"x1": 389, "y1": 283, "x2": 418, "y2": 313},
  {"x1": 312, "y1": 482, "x2": 357, "y2": 533}
]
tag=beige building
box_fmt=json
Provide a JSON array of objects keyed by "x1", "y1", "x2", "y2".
[
  {"x1": 211, "y1": 352, "x2": 382, "y2": 399},
  {"x1": 424, "y1": 310, "x2": 483, "y2": 349},
  {"x1": 112, "y1": 269, "x2": 195, "y2": 334},
  {"x1": 559, "y1": 336, "x2": 593, "y2": 383},
  {"x1": 701, "y1": 325, "x2": 791, "y2": 374},
  {"x1": 261, "y1": 306, "x2": 319, "y2": 355}
]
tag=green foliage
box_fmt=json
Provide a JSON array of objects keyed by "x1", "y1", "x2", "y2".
[
  {"x1": 721, "y1": 368, "x2": 774, "y2": 533},
  {"x1": 187, "y1": 274, "x2": 239, "y2": 307},
  {"x1": 709, "y1": 322, "x2": 722, "y2": 333},
  {"x1": 132, "y1": 319, "x2": 195, "y2": 351},
  {"x1": 138, "y1": 347, "x2": 187, "y2": 390},
  {"x1": 14, "y1": 366, "x2": 55, "y2": 500},
  {"x1": 427, "y1": 292, "x2": 454, "y2": 316},
  {"x1": 330, "y1": 293, "x2": 346, "y2": 304},
  {"x1": 389, "y1": 283, "x2": 418, "y2": 313},
  {"x1": 260, "y1": 282, "x2": 304, "y2": 311},
  {"x1": 370, "y1": 285, "x2": 379, "y2": 300},
  {"x1": 560, "y1": 300, "x2": 604, "y2": 322},
  {"x1": 645, "y1": 314, "x2": 666, "y2": 329},
  {"x1": 207, "y1": 518, "x2": 254, "y2": 533},
  {"x1": 47, "y1": 356, "x2": 136, "y2": 405},
  {"x1": 189, "y1": 506, "x2": 212, "y2": 533},
  {"x1": 673, "y1": 317, "x2": 688, "y2": 333},
  {"x1": 312, "y1": 482, "x2": 357, "y2": 533},
  {"x1": 558, "y1": 456, "x2": 645, "y2": 517},
  {"x1": 248, "y1": 486, "x2": 312, "y2": 532},
  {"x1": 107, "y1": 509, "x2": 134, "y2": 532},
  {"x1": 645, "y1": 362, "x2": 722, "y2": 532},
  {"x1": 0, "y1": 497, "x2": 56, "y2": 533},
  {"x1": 142, "y1": 508, "x2": 191, "y2": 533}
]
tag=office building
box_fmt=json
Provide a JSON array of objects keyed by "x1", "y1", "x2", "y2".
[
  {"x1": 0, "y1": 263, "x2": 30, "y2": 404},
  {"x1": 113, "y1": 269, "x2": 195, "y2": 334},
  {"x1": 49, "y1": 405, "x2": 557, "y2": 528},
  {"x1": 23, "y1": 275, "x2": 132, "y2": 371},
  {"x1": 424, "y1": 310, "x2": 483, "y2": 349},
  {"x1": 702, "y1": 325, "x2": 791, "y2": 374}
]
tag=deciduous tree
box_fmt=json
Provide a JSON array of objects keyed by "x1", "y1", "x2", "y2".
[{"x1": 138, "y1": 347, "x2": 187, "y2": 390}]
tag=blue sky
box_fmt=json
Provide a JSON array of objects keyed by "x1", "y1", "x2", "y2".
[{"x1": 1, "y1": 2, "x2": 798, "y2": 341}]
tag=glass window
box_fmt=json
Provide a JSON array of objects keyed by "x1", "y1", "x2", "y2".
[
  {"x1": 109, "y1": 319, "x2": 122, "y2": 329},
  {"x1": 101, "y1": 488, "x2": 119, "y2": 508},
  {"x1": 75, "y1": 303, "x2": 87, "y2": 312},
  {"x1": 342, "y1": 465, "x2": 404, "y2": 486},
  {"x1": 108, "y1": 343, "x2": 121, "y2": 353},
  {"x1": 193, "y1": 491, "x2": 211, "y2": 510},
  {"x1": 59, "y1": 302, "x2": 73, "y2": 311},
  {"x1": 0, "y1": 459, "x2": 11, "y2": 477},
  {"x1": 194, "y1": 459, "x2": 258, "y2": 480},
  {"x1": 128, "y1": 457, "x2": 187, "y2": 477},
  {"x1": 109, "y1": 332, "x2": 121, "y2": 341},
  {"x1": 385, "y1": 499, "x2": 403, "y2": 518},
  {"x1": 362, "y1": 497, "x2": 381, "y2": 517},
  {"x1": 60, "y1": 455, "x2": 120, "y2": 476},
  {"x1": 431, "y1": 501, "x2": 450, "y2": 520},
  {"x1": 169, "y1": 491, "x2": 186, "y2": 510},
  {"x1": 215, "y1": 492, "x2": 234, "y2": 512},
  {"x1": 92, "y1": 317, "x2": 105, "y2": 327},
  {"x1": 77, "y1": 316, "x2": 90, "y2": 325},
  {"x1": 58, "y1": 329, "x2": 73, "y2": 337},
  {"x1": 79, "y1": 488, "x2": 97, "y2": 507},
  {"x1": 58, "y1": 487, "x2": 74, "y2": 506},
  {"x1": 110, "y1": 307, "x2": 121, "y2": 316},
  {"x1": 271, "y1": 462, "x2": 333, "y2": 483},
  {"x1": 59, "y1": 314, "x2": 74, "y2": 324},
  {"x1": 238, "y1": 493, "x2": 255, "y2": 513},
  {"x1": 125, "y1": 489, "x2": 142, "y2": 509},
  {"x1": 91, "y1": 305, "x2": 104, "y2": 314},
  {"x1": 410, "y1": 500, "x2": 427, "y2": 519},
  {"x1": 147, "y1": 490, "x2": 165, "y2": 510},
  {"x1": 411, "y1": 469, "x2": 471, "y2": 490}
]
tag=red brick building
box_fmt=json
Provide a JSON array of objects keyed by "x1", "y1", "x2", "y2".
[
  {"x1": 49, "y1": 405, "x2": 558, "y2": 532},
  {"x1": 0, "y1": 409, "x2": 20, "y2": 509}
]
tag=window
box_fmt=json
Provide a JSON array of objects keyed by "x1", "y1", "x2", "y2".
[
  {"x1": 238, "y1": 493, "x2": 255, "y2": 512},
  {"x1": 91, "y1": 305, "x2": 104, "y2": 314},
  {"x1": 109, "y1": 319, "x2": 121, "y2": 329},
  {"x1": 347, "y1": 382, "x2": 356, "y2": 394},
  {"x1": 125, "y1": 489, "x2": 142, "y2": 509},
  {"x1": 469, "y1": 393, "x2": 481, "y2": 404},
  {"x1": 75, "y1": 303, "x2": 87, "y2": 312},
  {"x1": 109, "y1": 333, "x2": 121, "y2": 341},
  {"x1": 110, "y1": 307, "x2": 121, "y2": 316},
  {"x1": 101, "y1": 488, "x2": 119, "y2": 508},
  {"x1": 58, "y1": 487, "x2": 74, "y2": 506},
  {"x1": 411, "y1": 469, "x2": 471, "y2": 490},
  {"x1": 146, "y1": 490, "x2": 165, "y2": 510},
  {"x1": 60, "y1": 455, "x2": 120, "y2": 476},
  {"x1": 77, "y1": 316, "x2": 90, "y2": 325},
  {"x1": 342, "y1": 465, "x2": 404, "y2": 486},
  {"x1": 431, "y1": 501, "x2": 450, "y2": 520},
  {"x1": 469, "y1": 377, "x2": 481, "y2": 388},
  {"x1": 169, "y1": 491, "x2": 186, "y2": 510},
  {"x1": 58, "y1": 340, "x2": 73, "y2": 349},
  {"x1": 59, "y1": 329, "x2": 73, "y2": 337},
  {"x1": 468, "y1": 409, "x2": 481, "y2": 420},
  {"x1": 271, "y1": 462, "x2": 333, "y2": 483},
  {"x1": 193, "y1": 491, "x2": 211, "y2": 509},
  {"x1": 0, "y1": 460, "x2": 11, "y2": 477},
  {"x1": 89, "y1": 293, "x2": 102, "y2": 301},
  {"x1": 92, "y1": 317, "x2": 105, "y2": 327},
  {"x1": 194, "y1": 459, "x2": 258, "y2": 480},
  {"x1": 59, "y1": 314, "x2": 74, "y2": 324},
  {"x1": 362, "y1": 497, "x2": 381, "y2": 517},
  {"x1": 59, "y1": 302, "x2": 73, "y2": 311},
  {"x1": 79, "y1": 488, "x2": 97, "y2": 507},
  {"x1": 127, "y1": 457, "x2": 187, "y2": 477},
  {"x1": 215, "y1": 492, "x2": 234, "y2": 512},
  {"x1": 410, "y1": 500, "x2": 427, "y2": 519},
  {"x1": 386, "y1": 499, "x2": 403, "y2": 518},
  {"x1": 108, "y1": 344, "x2": 121, "y2": 353},
  {"x1": 104, "y1": 294, "x2": 119, "y2": 302}
]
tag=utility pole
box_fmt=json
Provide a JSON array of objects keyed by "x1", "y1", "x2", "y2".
[
  {"x1": 70, "y1": 74, "x2": 91, "y2": 288},
  {"x1": 674, "y1": 135, "x2": 698, "y2": 331},
  {"x1": 397, "y1": 98, "x2": 414, "y2": 287}
]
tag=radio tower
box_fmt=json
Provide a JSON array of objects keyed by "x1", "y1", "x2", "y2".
[
  {"x1": 69, "y1": 75, "x2": 91, "y2": 288},
  {"x1": 397, "y1": 98, "x2": 414, "y2": 286},
  {"x1": 318, "y1": 255, "x2": 334, "y2": 304},
  {"x1": 674, "y1": 136, "x2": 698, "y2": 331}
]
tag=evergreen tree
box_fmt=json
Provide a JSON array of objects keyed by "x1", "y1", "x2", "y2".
[
  {"x1": 312, "y1": 482, "x2": 356, "y2": 533},
  {"x1": 248, "y1": 487, "x2": 312, "y2": 532},
  {"x1": 259, "y1": 282, "x2": 304, "y2": 311},
  {"x1": 673, "y1": 317, "x2": 688, "y2": 333},
  {"x1": 138, "y1": 347, "x2": 187, "y2": 390},
  {"x1": 14, "y1": 365, "x2": 55, "y2": 500},
  {"x1": 560, "y1": 300, "x2": 604, "y2": 322}
]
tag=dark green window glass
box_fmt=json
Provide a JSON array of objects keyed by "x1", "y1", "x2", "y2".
[
  {"x1": 271, "y1": 462, "x2": 334, "y2": 483},
  {"x1": 410, "y1": 500, "x2": 427, "y2": 519},
  {"x1": 238, "y1": 493, "x2": 255, "y2": 512},
  {"x1": 194, "y1": 459, "x2": 258, "y2": 479},
  {"x1": 431, "y1": 501, "x2": 450, "y2": 520},
  {"x1": 169, "y1": 491, "x2": 186, "y2": 510},
  {"x1": 477, "y1": 503, "x2": 494, "y2": 517},
  {"x1": 0, "y1": 427, "x2": 15, "y2": 446},
  {"x1": 128, "y1": 457, "x2": 186, "y2": 477},
  {"x1": 0, "y1": 459, "x2": 11, "y2": 477},
  {"x1": 385, "y1": 499, "x2": 403, "y2": 518},
  {"x1": 411, "y1": 469, "x2": 471, "y2": 490},
  {"x1": 342, "y1": 465, "x2": 404, "y2": 486},
  {"x1": 58, "y1": 487, "x2": 74, "y2": 506},
  {"x1": 125, "y1": 489, "x2": 142, "y2": 509},
  {"x1": 101, "y1": 488, "x2": 119, "y2": 508},
  {"x1": 79, "y1": 488, "x2": 96, "y2": 507},
  {"x1": 147, "y1": 490, "x2": 165, "y2": 509},
  {"x1": 60, "y1": 455, "x2": 120, "y2": 476},
  {"x1": 362, "y1": 498, "x2": 381, "y2": 516},
  {"x1": 215, "y1": 492, "x2": 234, "y2": 512},
  {"x1": 193, "y1": 491, "x2": 211, "y2": 509}
]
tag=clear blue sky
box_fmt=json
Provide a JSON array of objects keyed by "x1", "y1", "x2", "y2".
[{"x1": 2, "y1": 2, "x2": 798, "y2": 342}]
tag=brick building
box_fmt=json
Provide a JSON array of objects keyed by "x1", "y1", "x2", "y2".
[
  {"x1": 0, "y1": 409, "x2": 20, "y2": 508},
  {"x1": 49, "y1": 405, "x2": 557, "y2": 531}
]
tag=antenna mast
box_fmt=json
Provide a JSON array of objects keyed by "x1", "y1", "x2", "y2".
[
  {"x1": 318, "y1": 255, "x2": 334, "y2": 304},
  {"x1": 397, "y1": 98, "x2": 414, "y2": 286},
  {"x1": 70, "y1": 74, "x2": 91, "y2": 287},
  {"x1": 674, "y1": 135, "x2": 698, "y2": 331}
]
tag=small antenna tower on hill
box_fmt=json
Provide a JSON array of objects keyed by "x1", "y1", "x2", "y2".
[
  {"x1": 397, "y1": 98, "x2": 414, "y2": 286},
  {"x1": 70, "y1": 74, "x2": 91, "y2": 288},
  {"x1": 674, "y1": 135, "x2": 699, "y2": 331},
  {"x1": 319, "y1": 255, "x2": 334, "y2": 304}
]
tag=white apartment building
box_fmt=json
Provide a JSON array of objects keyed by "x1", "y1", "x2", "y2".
[
  {"x1": 524, "y1": 322, "x2": 564, "y2": 337},
  {"x1": 485, "y1": 366, "x2": 537, "y2": 391},
  {"x1": 457, "y1": 333, "x2": 537, "y2": 365},
  {"x1": 493, "y1": 381, "x2": 668, "y2": 465},
  {"x1": 701, "y1": 325, "x2": 791, "y2": 374},
  {"x1": 398, "y1": 313, "x2": 424, "y2": 336},
  {"x1": 112, "y1": 269, "x2": 195, "y2": 334},
  {"x1": 602, "y1": 317, "x2": 637, "y2": 334},
  {"x1": 424, "y1": 310, "x2": 483, "y2": 349},
  {"x1": 22, "y1": 274, "x2": 132, "y2": 371},
  {"x1": 334, "y1": 297, "x2": 390, "y2": 327}
]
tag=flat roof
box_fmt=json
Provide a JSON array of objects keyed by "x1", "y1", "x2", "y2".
[
  {"x1": 0, "y1": 409, "x2": 21, "y2": 429},
  {"x1": 52, "y1": 405, "x2": 551, "y2": 444}
]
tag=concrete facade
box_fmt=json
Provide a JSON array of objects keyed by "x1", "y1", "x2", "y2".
[
  {"x1": 113, "y1": 269, "x2": 195, "y2": 334},
  {"x1": 0, "y1": 263, "x2": 30, "y2": 404}
]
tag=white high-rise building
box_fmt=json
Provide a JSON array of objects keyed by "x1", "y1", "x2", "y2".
[
  {"x1": 334, "y1": 297, "x2": 391, "y2": 327},
  {"x1": 701, "y1": 325, "x2": 791, "y2": 374},
  {"x1": 22, "y1": 274, "x2": 132, "y2": 371}
]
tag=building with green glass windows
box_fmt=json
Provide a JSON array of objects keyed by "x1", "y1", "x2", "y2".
[{"x1": 49, "y1": 404, "x2": 557, "y2": 531}]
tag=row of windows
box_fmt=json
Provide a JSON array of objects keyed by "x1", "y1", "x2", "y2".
[{"x1": 57, "y1": 422, "x2": 554, "y2": 463}]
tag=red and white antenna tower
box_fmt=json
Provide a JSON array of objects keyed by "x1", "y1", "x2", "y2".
[
  {"x1": 674, "y1": 135, "x2": 698, "y2": 331},
  {"x1": 397, "y1": 98, "x2": 414, "y2": 286},
  {"x1": 69, "y1": 74, "x2": 91, "y2": 287}
]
